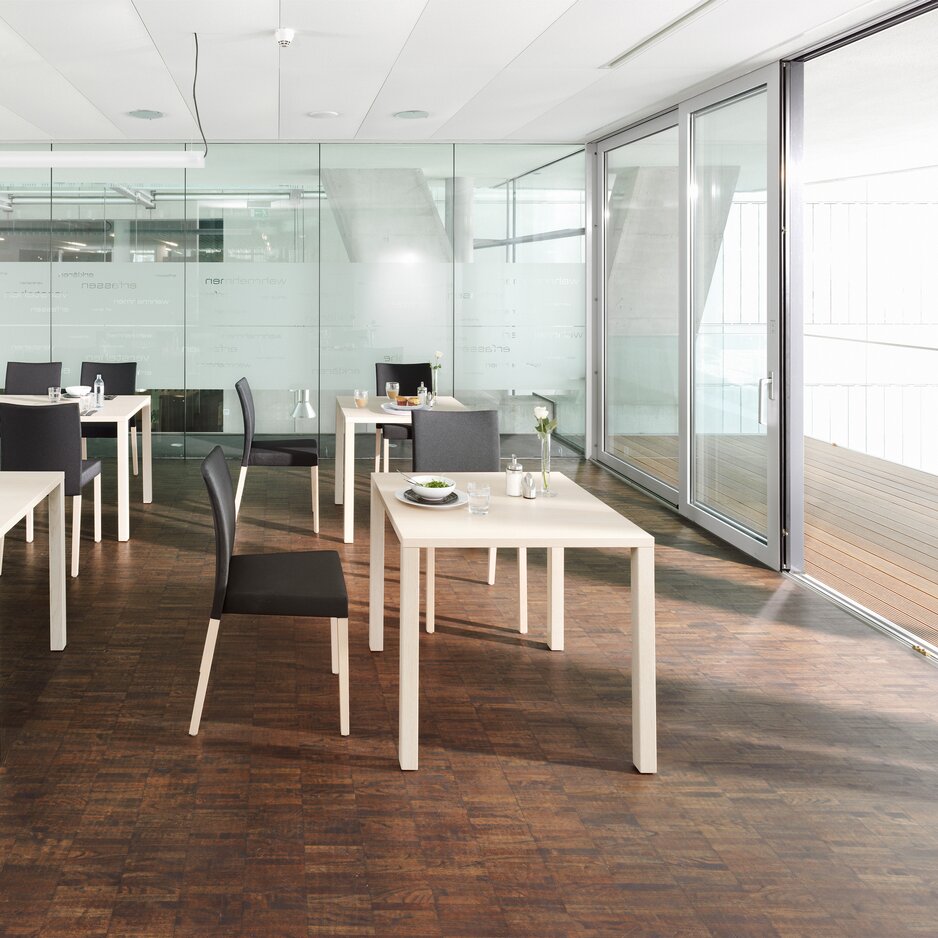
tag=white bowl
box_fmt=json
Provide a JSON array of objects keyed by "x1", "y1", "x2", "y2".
[
  {"x1": 409, "y1": 475, "x2": 456, "y2": 501},
  {"x1": 65, "y1": 385, "x2": 92, "y2": 397}
]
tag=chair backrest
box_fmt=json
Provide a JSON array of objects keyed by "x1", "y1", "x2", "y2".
[
  {"x1": 234, "y1": 377, "x2": 255, "y2": 467},
  {"x1": 375, "y1": 362, "x2": 433, "y2": 397},
  {"x1": 0, "y1": 402, "x2": 83, "y2": 495},
  {"x1": 80, "y1": 361, "x2": 137, "y2": 394},
  {"x1": 412, "y1": 409, "x2": 500, "y2": 472},
  {"x1": 4, "y1": 361, "x2": 62, "y2": 394},
  {"x1": 201, "y1": 445, "x2": 237, "y2": 619}
]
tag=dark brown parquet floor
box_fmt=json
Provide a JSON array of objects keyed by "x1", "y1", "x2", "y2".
[{"x1": 1, "y1": 457, "x2": 937, "y2": 937}]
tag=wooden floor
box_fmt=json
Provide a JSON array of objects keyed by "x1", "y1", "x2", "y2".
[
  {"x1": 613, "y1": 433, "x2": 938, "y2": 645},
  {"x1": 2, "y1": 457, "x2": 938, "y2": 936}
]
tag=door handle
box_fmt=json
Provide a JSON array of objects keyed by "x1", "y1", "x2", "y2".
[{"x1": 758, "y1": 372, "x2": 775, "y2": 426}]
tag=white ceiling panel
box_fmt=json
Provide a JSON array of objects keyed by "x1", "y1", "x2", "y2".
[{"x1": 0, "y1": 0, "x2": 920, "y2": 145}]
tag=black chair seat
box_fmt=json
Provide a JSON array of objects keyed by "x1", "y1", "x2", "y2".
[
  {"x1": 248, "y1": 437, "x2": 319, "y2": 467},
  {"x1": 223, "y1": 551, "x2": 348, "y2": 618},
  {"x1": 80, "y1": 459, "x2": 103, "y2": 488},
  {"x1": 376, "y1": 423, "x2": 413, "y2": 441}
]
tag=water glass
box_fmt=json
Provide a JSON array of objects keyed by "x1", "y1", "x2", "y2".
[
  {"x1": 48, "y1": 386, "x2": 61, "y2": 403},
  {"x1": 354, "y1": 388, "x2": 369, "y2": 408},
  {"x1": 385, "y1": 381, "x2": 399, "y2": 401},
  {"x1": 467, "y1": 482, "x2": 491, "y2": 516}
]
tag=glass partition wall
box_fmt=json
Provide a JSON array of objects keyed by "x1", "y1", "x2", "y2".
[{"x1": 0, "y1": 144, "x2": 585, "y2": 459}]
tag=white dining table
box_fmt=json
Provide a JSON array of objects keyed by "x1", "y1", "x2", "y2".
[
  {"x1": 333, "y1": 395, "x2": 465, "y2": 543},
  {"x1": 1, "y1": 394, "x2": 153, "y2": 541},
  {"x1": 0, "y1": 471, "x2": 67, "y2": 649},
  {"x1": 369, "y1": 470, "x2": 657, "y2": 773}
]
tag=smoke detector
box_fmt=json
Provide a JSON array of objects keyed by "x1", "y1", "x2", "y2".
[{"x1": 275, "y1": 27, "x2": 295, "y2": 48}]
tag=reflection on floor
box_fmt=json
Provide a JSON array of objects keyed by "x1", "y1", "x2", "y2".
[
  {"x1": 611, "y1": 433, "x2": 938, "y2": 645},
  {"x1": 1, "y1": 458, "x2": 937, "y2": 935}
]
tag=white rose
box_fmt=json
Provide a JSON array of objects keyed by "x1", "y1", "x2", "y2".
[
  {"x1": 534, "y1": 406, "x2": 549, "y2": 420},
  {"x1": 434, "y1": 350, "x2": 443, "y2": 359}
]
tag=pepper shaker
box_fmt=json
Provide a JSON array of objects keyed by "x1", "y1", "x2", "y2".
[{"x1": 521, "y1": 472, "x2": 537, "y2": 499}]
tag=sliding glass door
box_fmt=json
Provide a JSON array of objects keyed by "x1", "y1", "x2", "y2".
[
  {"x1": 598, "y1": 116, "x2": 680, "y2": 501},
  {"x1": 683, "y1": 71, "x2": 781, "y2": 566}
]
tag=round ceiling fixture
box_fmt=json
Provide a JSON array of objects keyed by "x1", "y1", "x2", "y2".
[
  {"x1": 308, "y1": 110, "x2": 340, "y2": 119},
  {"x1": 393, "y1": 109, "x2": 429, "y2": 120},
  {"x1": 128, "y1": 109, "x2": 164, "y2": 120}
]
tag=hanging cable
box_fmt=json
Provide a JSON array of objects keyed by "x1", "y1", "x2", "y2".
[{"x1": 192, "y1": 32, "x2": 208, "y2": 160}]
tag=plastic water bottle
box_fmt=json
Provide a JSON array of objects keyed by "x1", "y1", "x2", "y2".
[{"x1": 93, "y1": 373, "x2": 105, "y2": 409}]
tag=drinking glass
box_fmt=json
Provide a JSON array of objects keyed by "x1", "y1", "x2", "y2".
[
  {"x1": 467, "y1": 482, "x2": 491, "y2": 516},
  {"x1": 354, "y1": 389, "x2": 369, "y2": 408},
  {"x1": 385, "y1": 381, "x2": 399, "y2": 401},
  {"x1": 48, "y1": 386, "x2": 61, "y2": 403}
]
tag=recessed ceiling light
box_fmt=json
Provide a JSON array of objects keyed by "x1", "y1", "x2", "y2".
[
  {"x1": 393, "y1": 109, "x2": 429, "y2": 120},
  {"x1": 308, "y1": 110, "x2": 340, "y2": 119},
  {"x1": 128, "y1": 109, "x2": 165, "y2": 120}
]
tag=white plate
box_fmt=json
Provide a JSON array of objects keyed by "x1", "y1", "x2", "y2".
[
  {"x1": 382, "y1": 401, "x2": 426, "y2": 414},
  {"x1": 394, "y1": 487, "x2": 468, "y2": 510}
]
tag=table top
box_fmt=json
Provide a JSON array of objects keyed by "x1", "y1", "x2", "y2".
[
  {"x1": 0, "y1": 393, "x2": 150, "y2": 422},
  {"x1": 0, "y1": 471, "x2": 64, "y2": 536},
  {"x1": 374, "y1": 471, "x2": 654, "y2": 550},
  {"x1": 337, "y1": 395, "x2": 465, "y2": 425}
]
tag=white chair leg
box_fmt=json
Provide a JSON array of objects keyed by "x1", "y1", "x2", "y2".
[
  {"x1": 488, "y1": 547, "x2": 497, "y2": 586},
  {"x1": 337, "y1": 617, "x2": 349, "y2": 736},
  {"x1": 131, "y1": 426, "x2": 139, "y2": 476},
  {"x1": 0, "y1": 535, "x2": 4, "y2": 575},
  {"x1": 374, "y1": 430, "x2": 382, "y2": 474},
  {"x1": 93, "y1": 475, "x2": 102, "y2": 542},
  {"x1": 311, "y1": 466, "x2": 320, "y2": 534},
  {"x1": 70, "y1": 495, "x2": 82, "y2": 578},
  {"x1": 518, "y1": 547, "x2": 528, "y2": 634},
  {"x1": 189, "y1": 617, "x2": 221, "y2": 736},
  {"x1": 330, "y1": 618, "x2": 339, "y2": 675},
  {"x1": 234, "y1": 466, "x2": 247, "y2": 517},
  {"x1": 382, "y1": 437, "x2": 390, "y2": 473},
  {"x1": 81, "y1": 438, "x2": 87, "y2": 459},
  {"x1": 26, "y1": 508, "x2": 34, "y2": 542},
  {"x1": 425, "y1": 547, "x2": 435, "y2": 634}
]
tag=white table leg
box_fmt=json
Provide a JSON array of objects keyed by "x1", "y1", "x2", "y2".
[
  {"x1": 141, "y1": 401, "x2": 152, "y2": 504},
  {"x1": 425, "y1": 547, "x2": 435, "y2": 634},
  {"x1": 116, "y1": 416, "x2": 130, "y2": 541},
  {"x1": 632, "y1": 545, "x2": 657, "y2": 773},
  {"x1": 399, "y1": 544, "x2": 420, "y2": 771},
  {"x1": 518, "y1": 547, "x2": 528, "y2": 634},
  {"x1": 335, "y1": 399, "x2": 345, "y2": 505},
  {"x1": 48, "y1": 482, "x2": 67, "y2": 650},
  {"x1": 369, "y1": 481, "x2": 385, "y2": 652},
  {"x1": 546, "y1": 547, "x2": 564, "y2": 651},
  {"x1": 342, "y1": 408, "x2": 355, "y2": 543}
]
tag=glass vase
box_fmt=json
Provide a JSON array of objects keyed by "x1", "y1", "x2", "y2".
[
  {"x1": 538, "y1": 429, "x2": 555, "y2": 496},
  {"x1": 430, "y1": 368, "x2": 439, "y2": 406}
]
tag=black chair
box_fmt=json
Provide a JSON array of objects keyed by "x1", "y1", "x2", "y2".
[
  {"x1": 2, "y1": 361, "x2": 64, "y2": 543},
  {"x1": 234, "y1": 378, "x2": 319, "y2": 532},
  {"x1": 374, "y1": 362, "x2": 433, "y2": 473},
  {"x1": 80, "y1": 361, "x2": 140, "y2": 476},
  {"x1": 4, "y1": 360, "x2": 62, "y2": 394},
  {"x1": 0, "y1": 402, "x2": 102, "y2": 577},
  {"x1": 411, "y1": 409, "x2": 528, "y2": 634},
  {"x1": 189, "y1": 446, "x2": 349, "y2": 737}
]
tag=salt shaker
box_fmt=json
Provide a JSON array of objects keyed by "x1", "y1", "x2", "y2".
[
  {"x1": 506, "y1": 454, "x2": 523, "y2": 496},
  {"x1": 521, "y1": 472, "x2": 537, "y2": 499}
]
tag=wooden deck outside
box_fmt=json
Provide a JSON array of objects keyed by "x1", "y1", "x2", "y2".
[{"x1": 611, "y1": 433, "x2": 938, "y2": 645}]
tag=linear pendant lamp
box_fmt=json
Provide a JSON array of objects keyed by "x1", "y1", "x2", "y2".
[
  {"x1": 0, "y1": 32, "x2": 209, "y2": 172},
  {"x1": 0, "y1": 150, "x2": 205, "y2": 169}
]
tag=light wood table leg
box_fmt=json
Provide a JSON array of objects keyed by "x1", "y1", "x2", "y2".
[
  {"x1": 48, "y1": 482, "x2": 67, "y2": 650},
  {"x1": 546, "y1": 547, "x2": 564, "y2": 651},
  {"x1": 425, "y1": 547, "x2": 435, "y2": 634},
  {"x1": 369, "y1": 481, "x2": 385, "y2": 652},
  {"x1": 335, "y1": 398, "x2": 345, "y2": 506},
  {"x1": 518, "y1": 547, "x2": 528, "y2": 634},
  {"x1": 399, "y1": 544, "x2": 420, "y2": 771},
  {"x1": 116, "y1": 417, "x2": 130, "y2": 541},
  {"x1": 342, "y1": 407, "x2": 355, "y2": 543},
  {"x1": 141, "y1": 402, "x2": 153, "y2": 505},
  {"x1": 632, "y1": 545, "x2": 657, "y2": 773}
]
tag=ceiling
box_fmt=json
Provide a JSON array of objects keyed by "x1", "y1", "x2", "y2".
[{"x1": 0, "y1": 0, "x2": 910, "y2": 145}]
